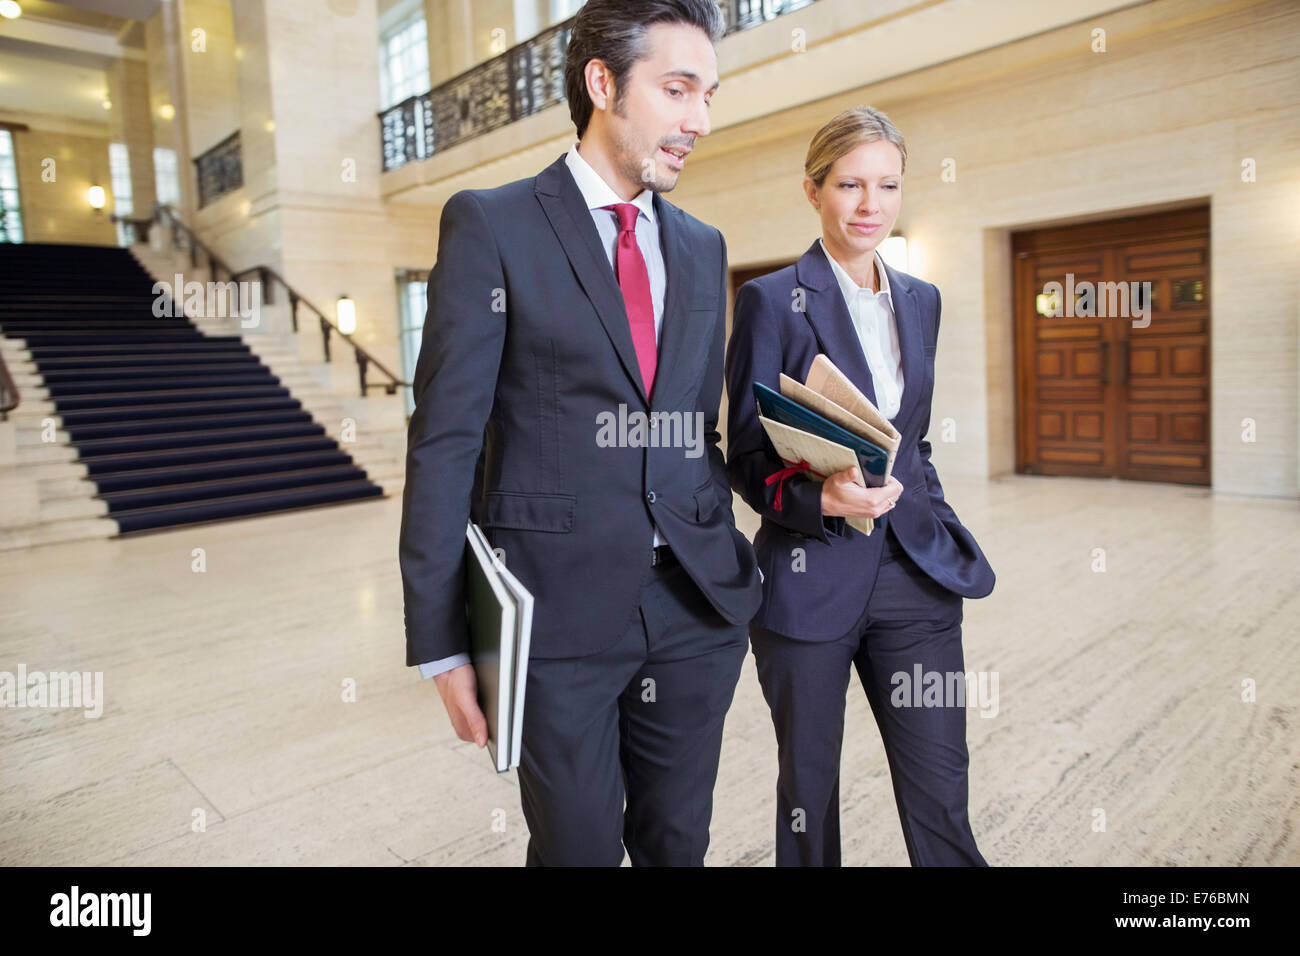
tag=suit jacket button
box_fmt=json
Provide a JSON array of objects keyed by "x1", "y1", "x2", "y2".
[{"x1": 646, "y1": 491, "x2": 656, "y2": 504}]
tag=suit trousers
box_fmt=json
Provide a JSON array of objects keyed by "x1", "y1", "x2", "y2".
[
  {"x1": 516, "y1": 553, "x2": 749, "y2": 866},
  {"x1": 749, "y1": 523, "x2": 987, "y2": 866}
]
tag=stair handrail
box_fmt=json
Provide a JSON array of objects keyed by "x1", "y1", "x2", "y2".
[
  {"x1": 150, "y1": 202, "x2": 408, "y2": 398},
  {"x1": 0, "y1": 347, "x2": 18, "y2": 421}
]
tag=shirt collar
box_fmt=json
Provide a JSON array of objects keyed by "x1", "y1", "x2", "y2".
[
  {"x1": 566, "y1": 142, "x2": 657, "y2": 226},
  {"x1": 819, "y1": 237, "x2": 892, "y2": 303}
]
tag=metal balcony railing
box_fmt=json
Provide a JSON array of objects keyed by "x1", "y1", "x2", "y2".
[
  {"x1": 379, "y1": 0, "x2": 818, "y2": 172},
  {"x1": 194, "y1": 130, "x2": 244, "y2": 208}
]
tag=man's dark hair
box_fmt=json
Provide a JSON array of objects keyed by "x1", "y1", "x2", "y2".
[{"x1": 564, "y1": 0, "x2": 724, "y2": 140}]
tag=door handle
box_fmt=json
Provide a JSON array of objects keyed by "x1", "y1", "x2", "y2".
[{"x1": 1099, "y1": 341, "x2": 1110, "y2": 386}]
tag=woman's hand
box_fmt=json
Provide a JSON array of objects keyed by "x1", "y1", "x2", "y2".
[{"x1": 821, "y1": 469, "x2": 904, "y2": 519}]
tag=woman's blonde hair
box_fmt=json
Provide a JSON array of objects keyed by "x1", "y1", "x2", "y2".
[{"x1": 804, "y1": 106, "x2": 907, "y2": 188}]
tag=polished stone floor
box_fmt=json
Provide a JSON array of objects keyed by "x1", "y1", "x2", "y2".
[{"x1": 1, "y1": 474, "x2": 1297, "y2": 866}]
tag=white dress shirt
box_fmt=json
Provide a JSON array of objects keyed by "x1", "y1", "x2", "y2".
[
  {"x1": 417, "y1": 145, "x2": 669, "y2": 679},
  {"x1": 819, "y1": 237, "x2": 904, "y2": 419}
]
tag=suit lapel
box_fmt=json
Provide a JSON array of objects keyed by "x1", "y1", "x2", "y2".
[
  {"x1": 534, "y1": 154, "x2": 649, "y2": 405},
  {"x1": 881, "y1": 258, "x2": 924, "y2": 430},
  {"x1": 795, "y1": 240, "x2": 929, "y2": 429},
  {"x1": 794, "y1": 239, "x2": 879, "y2": 408},
  {"x1": 647, "y1": 191, "x2": 701, "y2": 413}
]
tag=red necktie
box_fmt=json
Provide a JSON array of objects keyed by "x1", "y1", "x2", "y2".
[{"x1": 602, "y1": 202, "x2": 657, "y2": 397}]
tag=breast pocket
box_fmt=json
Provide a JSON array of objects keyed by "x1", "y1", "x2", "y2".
[{"x1": 481, "y1": 491, "x2": 575, "y2": 533}]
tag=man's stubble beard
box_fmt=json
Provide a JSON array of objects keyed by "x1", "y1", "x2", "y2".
[{"x1": 610, "y1": 96, "x2": 675, "y2": 194}]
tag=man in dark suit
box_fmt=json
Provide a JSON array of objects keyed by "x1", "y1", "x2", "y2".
[{"x1": 398, "y1": 0, "x2": 761, "y2": 866}]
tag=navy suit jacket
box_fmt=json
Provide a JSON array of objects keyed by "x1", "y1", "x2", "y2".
[
  {"x1": 399, "y1": 154, "x2": 762, "y2": 666},
  {"x1": 724, "y1": 238, "x2": 995, "y2": 642}
]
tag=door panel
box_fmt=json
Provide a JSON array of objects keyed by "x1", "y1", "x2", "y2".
[{"x1": 1014, "y1": 207, "x2": 1210, "y2": 485}]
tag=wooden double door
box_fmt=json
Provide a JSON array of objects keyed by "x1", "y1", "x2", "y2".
[{"x1": 1013, "y1": 207, "x2": 1211, "y2": 485}]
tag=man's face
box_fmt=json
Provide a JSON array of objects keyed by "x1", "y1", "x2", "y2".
[{"x1": 603, "y1": 22, "x2": 717, "y2": 193}]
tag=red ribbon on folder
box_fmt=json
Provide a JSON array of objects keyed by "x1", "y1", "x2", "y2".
[{"x1": 764, "y1": 458, "x2": 828, "y2": 511}]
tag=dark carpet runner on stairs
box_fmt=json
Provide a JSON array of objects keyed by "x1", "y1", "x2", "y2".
[{"x1": 0, "y1": 242, "x2": 385, "y2": 534}]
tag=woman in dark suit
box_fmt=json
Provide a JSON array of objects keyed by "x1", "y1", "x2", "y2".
[{"x1": 725, "y1": 106, "x2": 995, "y2": 866}]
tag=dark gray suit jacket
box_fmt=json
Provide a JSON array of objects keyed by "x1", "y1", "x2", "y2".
[{"x1": 399, "y1": 153, "x2": 762, "y2": 665}]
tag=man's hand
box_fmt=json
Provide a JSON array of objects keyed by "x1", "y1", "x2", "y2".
[
  {"x1": 821, "y1": 468, "x2": 904, "y2": 520},
  {"x1": 432, "y1": 663, "x2": 487, "y2": 747}
]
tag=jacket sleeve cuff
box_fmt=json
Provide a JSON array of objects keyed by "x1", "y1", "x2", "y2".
[{"x1": 777, "y1": 473, "x2": 838, "y2": 542}]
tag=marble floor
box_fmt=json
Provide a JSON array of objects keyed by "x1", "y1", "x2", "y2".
[{"x1": 1, "y1": 474, "x2": 1297, "y2": 866}]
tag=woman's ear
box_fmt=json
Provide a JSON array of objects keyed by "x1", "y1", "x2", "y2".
[{"x1": 802, "y1": 177, "x2": 819, "y2": 211}]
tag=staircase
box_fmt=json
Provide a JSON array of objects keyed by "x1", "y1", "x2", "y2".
[{"x1": 0, "y1": 242, "x2": 388, "y2": 548}]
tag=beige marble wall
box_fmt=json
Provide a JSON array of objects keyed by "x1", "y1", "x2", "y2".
[
  {"x1": 425, "y1": 0, "x2": 497, "y2": 87},
  {"x1": 231, "y1": 0, "x2": 277, "y2": 206},
  {"x1": 178, "y1": 0, "x2": 241, "y2": 156},
  {"x1": 421, "y1": 0, "x2": 557, "y2": 89},
  {"x1": 106, "y1": 57, "x2": 158, "y2": 216},
  {"x1": 9, "y1": 127, "x2": 117, "y2": 246},
  {"x1": 144, "y1": 1, "x2": 197, "y2": 218}
]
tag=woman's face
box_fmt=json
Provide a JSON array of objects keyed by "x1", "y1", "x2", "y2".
[{"x1": 805, "y1": 138, "x2": 903, "y2": 258}]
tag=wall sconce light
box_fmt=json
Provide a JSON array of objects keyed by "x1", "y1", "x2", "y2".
[
  {"x1": 87, "y1": 185, "x2": 106, "y2": 211},
  {"x1": 101, "y1": 98, "x2": 112, "y2": 111},
  {"x1": 0, "y1": 2, "x2": 22, "y2": 21},
  {"x1": 336, "y1": 295, "x2": 356, "y2": 335},
  {"x1": 158, "y1": 103, "x2": 175, "y2": 120},
  {"x1": 878, "y1": 234, "x2": 908, "y2": 272}
]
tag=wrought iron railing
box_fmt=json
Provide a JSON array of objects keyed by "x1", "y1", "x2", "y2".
[
  {"x1": 152, "y1": 203, "x2": 406, "y2": 398},
  {"x1": 110, "y1": 214, "x2": 154, "y2": 246},
  {"x1": 379, "y1": 0, "x2": 818, "y2": 171},
  {"x1": 194, "y1": 130, "x2": 244, "y2": 207}
]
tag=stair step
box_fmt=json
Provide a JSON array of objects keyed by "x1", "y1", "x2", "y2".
[
  {"x1": 16, "y1": 334, "x2": 211, "y2": 346},
  {"x1": 40, "y1": 496, "x2": 109, "y2": 521},
  {"x1": 47, "y1": 373, "x2": 281, "y2": 395},
  {"x1": 64, "y1": 408, "x2": 313, "y2": 440},
  {"x1": 39, "y1": 475, "x2": 102, "y2": 501},
  {"x1": 39, "y1": 361, "x2": 269, "y2": 381},
  {"x1": 14, "y1": 443, "x2": 78, "y2": 464},
  {"x1": 26, "y1": 342, "x2": 253, "y2": 357},
  {"x1": 51, "y1": 384, "x2": 291, "y2": 410},
  {"x1": 99, "y1": 464, "x2": 370, "y2": 510},
  {"x1": 8, "y1": 460, "x2": 89, "y2": 481},
  {"x1": 111, "y1": 479, "x2": 383, "y2": 534},
  {"x1": 57, "y1": 396, "x2": 303, "y2": 425},
  {"x1": 0, "y1": 516, "x2": 119, "y2": 552},
  {"x1": 87, "y1": 448, "x2": 356, "y2": 491},
  {"x1": 79, "y1": 435, "x2": 341, "y2": 475},
  {"x1": 35, "y1": 353, "x2": 262, "y2": 371},
  {"x1": 73, "y1": 421, "x2": 325, "y2": 456}
]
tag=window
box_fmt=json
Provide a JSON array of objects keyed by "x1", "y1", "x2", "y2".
[
  {"x1": 153, "y1": 147, "x2": 180, "y2": 207},
  {"x1": 379, "y1": 7, "x2": 430, "y2": 109},
  {"x1": 0, "y1": 130, "x2": 22, "y2": 243},
  {"x1": 395, "y1": 270, "x2": 428, "y2": 418},
  {"x1": 514, "y1": 0, "x2": 539, "y2": 42},
  {"x1": 549, "y1": 0, "x2": 584, "y2": 23},
  {"x1": 109, "y1": 142, "x2": 134, "y2": 245}
]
